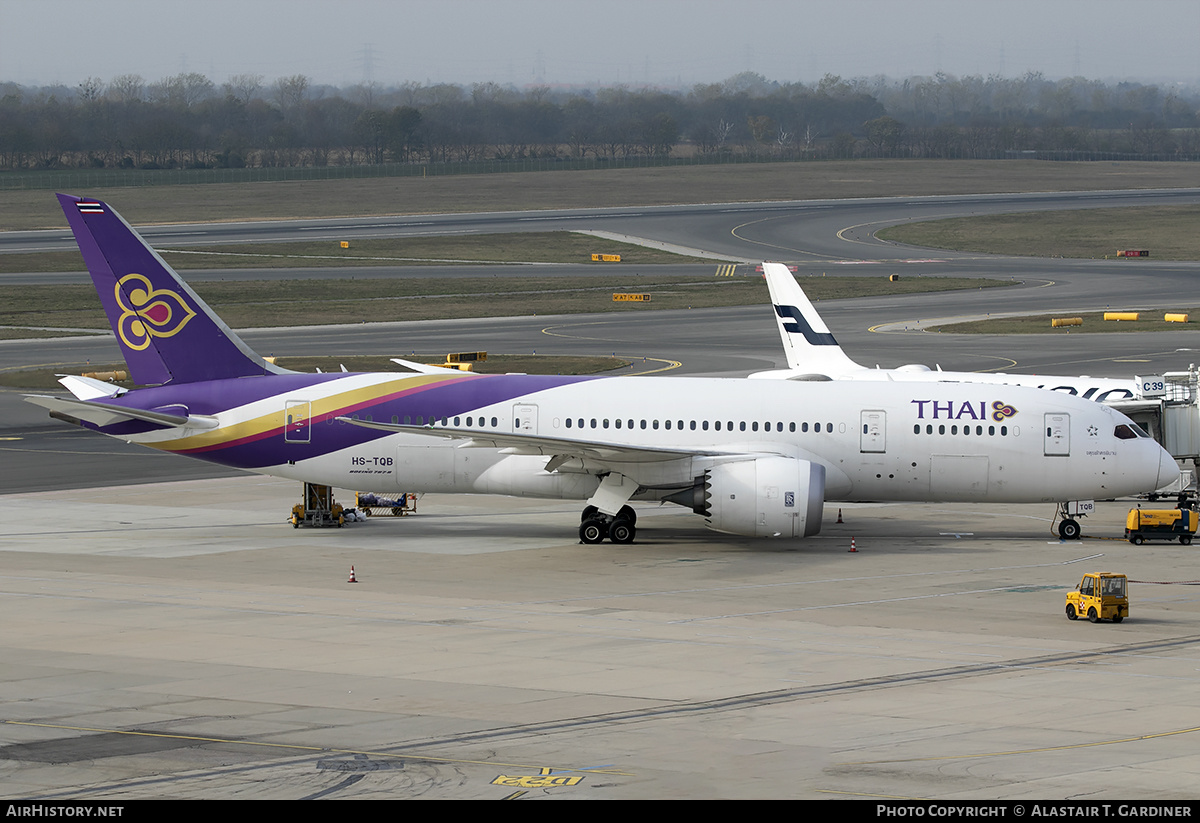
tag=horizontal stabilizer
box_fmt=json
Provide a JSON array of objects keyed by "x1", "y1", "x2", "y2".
[
  {"x1": 25, "y1": 394, "x2": 219, "y2": 430},
  {"x1": 57, "y1": 374, "x2": 128, "y2": 401},
  {"x1": 390, "y1": 358, "x2": 473, "y2": 376}
]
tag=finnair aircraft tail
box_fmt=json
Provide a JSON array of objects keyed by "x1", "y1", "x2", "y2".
[
  {"x1": 751, "y1": 262, "x2": 1137, "y2": 403},
  {"x1": 762, "y1": 261, "x2": 864, "y2": 379}
]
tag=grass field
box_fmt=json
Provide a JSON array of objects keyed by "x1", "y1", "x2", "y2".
[
  {"x1": 0, "y1": 232, "x2": 704, "y2": 274},
  {"x1": 7, "y1": 159, "x2": 1200, "y2": 231},
  {"x1": 878, "y1": 205, "x2": 1200, "y2": 260}
]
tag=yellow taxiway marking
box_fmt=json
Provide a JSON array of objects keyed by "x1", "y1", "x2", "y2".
[
  {"x1": 540, "y1": 320, "x2": 638, "y2": 343},
  {"x1": 835, "y1": 210, "x2": 1001, "y2": 248},
  {"x1": 835, "y1": 221, "x2": 888, "y2": 246},
  {"x1": 3, "y1": 719, "x2": 632, "y2": 777},
  {"x1": 839, "y1": 724, "x2": 1200, "y2": 765},
  {"x1": 972, "y1": 357, "x2": 1020, "y2": 372},
  {"x1": 539, "y1": 322, "x2": 681, "y2": 374},
  {"x1": 730, "y1": 216, "x2": 856, "y2": 261}
]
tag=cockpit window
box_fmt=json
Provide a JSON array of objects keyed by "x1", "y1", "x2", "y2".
[{"x1": 1114, "y1": 424, "x2": 1149, "y2": 440}]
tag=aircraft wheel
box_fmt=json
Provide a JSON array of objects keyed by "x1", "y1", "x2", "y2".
[
  {"x1": 1066, "y1": 604, "x2": 1077, "y2": 620},
  {"x1": 1059, "y1": 519, "x2": 1081, "y2": 540},
  {"x1": 609, "y1": 519, "x2": 636, "y2": 544},
  {"x1": 1133, "y1": 534, "x2": 1145, "y2": 545},
  {"x1": 581, "y1": 505, "x2": 599, "y2": 523},
  {"x1": 617, "y1": 505, "x2": 636, "y2": 525},
  {"x1": 580, "y1": 519, "x2": 608, "y2": 545},
  {"x1": 1088, "y1": 607, "x2": 1099, "y2": 623},
  {"x1": 1113, "y1": 615, "x2": 1124, "y2": 623}
]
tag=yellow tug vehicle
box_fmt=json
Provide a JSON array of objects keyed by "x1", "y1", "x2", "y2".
[{"x1": 1065, "y1": 572, "x2": 1128, "y2": 623}]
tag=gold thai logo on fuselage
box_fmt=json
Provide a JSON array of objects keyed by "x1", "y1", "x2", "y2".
[{"x1": 114, "y1": 273, "x2": 197, "y2": 350}]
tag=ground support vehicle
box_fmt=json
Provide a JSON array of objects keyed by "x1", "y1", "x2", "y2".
[
  {"x1": 291, "y1": 482, "x2": 345, "y2": 527},
  {"x1": 356, "y1": 492, "x2": 417, "y2": 517},
  {"x1": 1125, "y1": 507, "x2": 1197, "y2": 545},
  {"x1": 1065, "y1": 572, "x2": 1128, "y2": 623}
]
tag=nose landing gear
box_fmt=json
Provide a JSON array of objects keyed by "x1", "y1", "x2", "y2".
[{"x1": 1056, "y1": 501, "x2": 1090, "y2": 540}]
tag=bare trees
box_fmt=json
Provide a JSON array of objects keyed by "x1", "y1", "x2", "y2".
[{"x1": 3, "y1": 70, "x2": 1198, "y2": 172}]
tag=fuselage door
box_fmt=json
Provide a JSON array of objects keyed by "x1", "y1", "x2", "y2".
[
  {"x1": 285, "y1": 400, "x2": 311, "y2": 443},
  {"x1": 513, "y1": 404, "x2": 538, "y2": 434},
  {"x1": 1045, "y1": 412, "x2": 1070, "y2": 456},
  {"x1": 860, "y1": 409, "x2": 886, "y2": 453}
]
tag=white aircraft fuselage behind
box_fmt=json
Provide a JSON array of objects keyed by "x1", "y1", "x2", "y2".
[{"x1": 751, "y1": 262, "x2": 1139, "y2": 403}]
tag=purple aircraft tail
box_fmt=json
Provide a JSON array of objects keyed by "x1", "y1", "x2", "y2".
[{"x1": 57, "y1": 194, "x2": 289, "y2": 386}]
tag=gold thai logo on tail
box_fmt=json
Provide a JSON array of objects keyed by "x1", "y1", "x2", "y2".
[{"x1": 114, "y1": 273, "x2": 197, "y2": 350}]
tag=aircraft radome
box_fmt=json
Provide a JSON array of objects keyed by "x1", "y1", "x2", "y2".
[{"x1": 25, "y1": 197, "x2": 1178, "y2": 545}]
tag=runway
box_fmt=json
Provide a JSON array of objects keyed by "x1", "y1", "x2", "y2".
[
  {"x1": 3, "y1": 189, "x2": 1200, "y2": 799},
  {"x1": 6, "y1": 187, "x2": 1200, "y2": 259}
]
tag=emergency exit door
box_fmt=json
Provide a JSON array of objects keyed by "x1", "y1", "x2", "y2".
[
  {"x1": 861, "y1": 410, "x2": 886, "y2": 453},
  {"x1": 1044, "y1": 413, "x2": 1070, "y2": 456}
]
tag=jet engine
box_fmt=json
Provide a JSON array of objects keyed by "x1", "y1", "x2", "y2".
[{"x1": 666, "y1": 457, "x2": 826, "y2": 538}]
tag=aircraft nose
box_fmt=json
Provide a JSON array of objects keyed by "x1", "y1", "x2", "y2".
[{"x1": 1156, "y1": 444, "x2": 1180, "y2": 491}]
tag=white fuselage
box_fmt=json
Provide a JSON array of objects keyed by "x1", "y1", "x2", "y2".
[{"x1": 125, "y1": 373, "x2": 1174, "y2": 506}]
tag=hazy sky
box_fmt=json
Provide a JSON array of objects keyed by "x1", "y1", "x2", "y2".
[{"x1": 4, "y1": 0, "x2": 1198, "y2": 90}]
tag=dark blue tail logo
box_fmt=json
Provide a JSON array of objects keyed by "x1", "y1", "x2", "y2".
[{"x1": 774, "y1": 305, "x2": 838, "y2": 346}]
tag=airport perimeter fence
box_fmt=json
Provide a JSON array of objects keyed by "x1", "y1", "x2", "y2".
[
  {"x1": 3, "y1": 150, "x2": 1198, "y2": 192},
  {"x1": 0, "y1": 153, "x2": 802, "y2": 191}
]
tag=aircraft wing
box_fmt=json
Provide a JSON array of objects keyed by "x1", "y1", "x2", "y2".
[
  {"x1": 336, "y1": 416, "x2": 783, "y2": 464},
  {"x1": 25, "y1": 395, "x2": 218, "y2": 430}
]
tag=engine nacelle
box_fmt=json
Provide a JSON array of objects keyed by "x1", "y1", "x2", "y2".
[{"x1": 703, "y1": 457, "x2": 825, "y2": 538}]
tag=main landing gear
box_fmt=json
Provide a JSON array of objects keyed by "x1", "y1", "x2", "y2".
[{"x1": 580, "y1": 505, "x2": 637, "y2": 545}]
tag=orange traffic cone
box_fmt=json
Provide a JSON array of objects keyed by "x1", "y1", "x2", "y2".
[
  {"x1": 837, "y1": 508, "x2": 844, "y2": 524},
  {"x1": 849, "y1": 537, "x2": 857, "y2": 553},
  {"x1": 348, "y1": 566, "x2": 358, "y2": 583}
]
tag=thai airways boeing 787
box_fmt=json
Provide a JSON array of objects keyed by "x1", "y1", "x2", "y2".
[{"x1": 26, "y1": 196, "x2": 1177, "y2": 544}]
